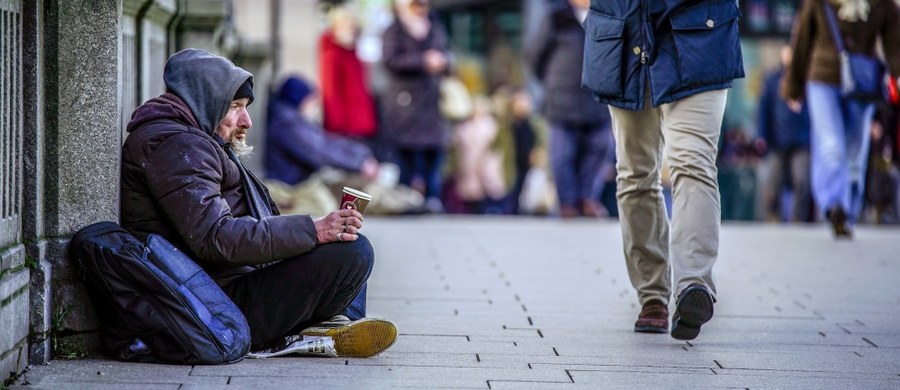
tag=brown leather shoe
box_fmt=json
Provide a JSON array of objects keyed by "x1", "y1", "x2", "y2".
[{"x1": 634, "y1": 299, "x2": 669, "y2": 333}]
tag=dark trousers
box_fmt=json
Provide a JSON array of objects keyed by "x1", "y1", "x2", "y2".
[
  {"x1": 398, "y1": 148, "x2": 445, "y2": 199},
  {"x1": 220, "y1": 235, "x2": 374, "y2": 349},
  {"x1": 549, "y1": 122, "x2": 613, "y2": 208}
]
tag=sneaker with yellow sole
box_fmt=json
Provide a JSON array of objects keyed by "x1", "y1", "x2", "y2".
[{"x1": 300, "y1": 315, "x2": 397, "y2": 358}]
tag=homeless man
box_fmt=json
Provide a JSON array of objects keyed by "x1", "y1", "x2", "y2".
[{"x1": 120, "y1": 48, "x2": 396, "y2": 358}]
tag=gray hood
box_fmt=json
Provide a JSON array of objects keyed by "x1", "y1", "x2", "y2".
[{"x1": 163, "y1": 48, "x2": 253, "y2": 135}]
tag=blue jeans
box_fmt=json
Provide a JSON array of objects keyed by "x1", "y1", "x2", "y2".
[
  {"x1": 806, "y1": 82, "x2": 875, "y2": 223},
  {"x1": 549, "y1": 122, "x2": 613, "y2": 208},
  {"x1": 398, "y1": 148, "x2": 445, "y2": 200}
]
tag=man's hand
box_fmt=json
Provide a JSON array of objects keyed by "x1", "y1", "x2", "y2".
[
  {"x1": 787, "y1": 99, "x2": 803, "y2": 113},
  {"x1": 314, "y1": 208, "x2": 364, "y2": 244}
]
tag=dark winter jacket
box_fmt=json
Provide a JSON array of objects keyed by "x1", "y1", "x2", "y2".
[
  {"x1": 528, "y1": 2, "x2": 610, "y2": 126},
  {"x1": 266, "y1": 88, "x2": 373, "y2": 186},
  {"x1": 582, "y1": 0, "x2": 745, "y2": 110},
  {"x1": 758, "y1": 69, "x2": 810, "y2": 152},
  {"x1": 782, "y1": 0, "x2": 900, "y2": 101},
  {"x1": 381, "y1": 13, "x2": 450, "y2": 149},
  {"x1": 120, "y1": 49, "x2": 318, "y2": 284}
]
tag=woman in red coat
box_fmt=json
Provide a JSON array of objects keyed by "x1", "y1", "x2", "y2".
[{"x1": 318, "y1": 6, "x2": 377, "y2": 140}]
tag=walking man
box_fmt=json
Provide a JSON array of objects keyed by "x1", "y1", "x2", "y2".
[{"x1": 581, "y1": 1, "x2": 745, "y2": 339}]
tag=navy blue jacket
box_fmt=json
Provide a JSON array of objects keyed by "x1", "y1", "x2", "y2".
[
  {"x1": 757, "y1": 69, "x2": 810, "y2": 152},
  {"x1": 582, "y1": 0, "x2": 745, "y2": 110}
]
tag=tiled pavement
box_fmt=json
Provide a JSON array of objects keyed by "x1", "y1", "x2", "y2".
[{"x1": 11, "y1": 216, "x2": 900, "y2": 389}]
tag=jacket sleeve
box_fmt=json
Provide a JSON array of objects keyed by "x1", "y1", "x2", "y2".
[
  {"x1": 144, "y1": 132, "x2": 318, "y2": 266},
  {"x1": 320, "y1": 133, "x2": 374, "y2": 172},
  {"x1": 276, "y1": 117, "x2": 327, "y2": 172},
  {"x1": 782, "y1": 0, "x2": 816, "y2": 101}
]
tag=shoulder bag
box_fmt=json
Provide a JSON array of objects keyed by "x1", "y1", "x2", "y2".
[{"x1": 822, "y1": 1, "x2": 887, "y2": 101}]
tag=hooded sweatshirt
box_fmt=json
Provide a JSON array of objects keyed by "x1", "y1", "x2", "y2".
[{"x1": 121, "y1": 48, "x2": 318, "y2": 284}]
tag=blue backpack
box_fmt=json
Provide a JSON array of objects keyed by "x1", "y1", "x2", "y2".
[{"x1": 69, "y1": 221, "x2": 250, "y2": 364}]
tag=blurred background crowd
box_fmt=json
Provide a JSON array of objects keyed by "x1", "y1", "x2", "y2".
[{"x1": 228, "y1": 0, "x2": 900, "y2": 226}]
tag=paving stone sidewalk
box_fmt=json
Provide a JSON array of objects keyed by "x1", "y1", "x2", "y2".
[{"x1": 11, "y1": 216, "x2": 900, "y2": 389}]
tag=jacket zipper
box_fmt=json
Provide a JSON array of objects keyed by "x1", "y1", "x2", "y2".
[
  {"x1": 641, "y1": 0, "x2": 650, "y2": 106},
  {"x1": 641, "y1": 0, "x2": 648, "y2": 63}
]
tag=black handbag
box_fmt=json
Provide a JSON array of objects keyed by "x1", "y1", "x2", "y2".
[{"x1": 822, "y1": 1, "x2": 887, "y2": 101}]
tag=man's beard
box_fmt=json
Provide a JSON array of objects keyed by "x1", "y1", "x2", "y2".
[
  {"x1": 221, "y1": 126, "x2": 253, "y2": 157},
  {"x1": 230, "y1": 136, "x2": 254, "y2": 158}
]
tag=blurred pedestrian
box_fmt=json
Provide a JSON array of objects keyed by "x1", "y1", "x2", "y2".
[
  {"x1": 865, "y1": 109, "x2": 900, "y2": 223},
  {"x1": 266, "y1": 75, "x2": 424, "y2": 216},
  {"x1": 507, "y1": 89, "x2": 538, "y2": 215},
  {"x1": 582, "y1": 1, "x2": 745, "y2": 340},
  {"x1": 319, "y1": 5, "x2": 378, "y2": 145},
  {"x1": 381, "y1": 0, "x2": 450, "y2": 213},
  {"x1": 758, "y1": 45, "x2": 813, "y2": 223},
  {"x1": 782, "y1": 0, "x2": 900, "y2": 238},
  {"x1": 452, "y1": 95, "x2": 507, "y2": 214},
  {"x1": 527, "y1": 0, "x2": 613, "y2": 218},
  {"x1": 266, "y1": 75, "x2": 380, "y2": 188}
]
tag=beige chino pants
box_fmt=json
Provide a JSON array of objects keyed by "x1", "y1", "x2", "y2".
[{"x1": 608, "y1": 88, "x2": 727, "y2": 306}]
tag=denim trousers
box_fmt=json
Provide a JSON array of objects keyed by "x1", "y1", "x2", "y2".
[
  {"x1": 608, "y1": 88, "x2": 726, "y2": 305},
  {"x1": 220, "y1": 235, "x2": 373, "y2": 349},
  {"x1": 805, "y1": 82, "x2": 875, "y2": 223},
  {"x1": 398, "y1": 148, "x2": 445, "y2": 200},
  {"x1": 549, "y1": 122, "x2": 613, "y2": 208},
  {"x1": 765, "y1": 147, "x2": 813, "y2": 222}
]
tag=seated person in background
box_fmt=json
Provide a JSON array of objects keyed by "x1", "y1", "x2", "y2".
[
  {"x1": 121, "y1": 49, "x2": 396, "y2": 358},
  {"x1": 266, "y1": 75, "x2": 423, "y2": 216},
  {"x1": 266, "y1": 75, "x2": 380, "y2": 187}
]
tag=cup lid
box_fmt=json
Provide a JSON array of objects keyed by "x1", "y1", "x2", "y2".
[{"x1": 342, "y1": 187, "x2": 372, "y2": 200}]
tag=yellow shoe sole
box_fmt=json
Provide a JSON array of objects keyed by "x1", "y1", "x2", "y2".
[{"x1": 301, "y1": 318, "x2": 397, "y2": 358}]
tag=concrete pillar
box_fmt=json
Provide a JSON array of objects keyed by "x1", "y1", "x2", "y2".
[
  {"x1": 27, "y1": 0, "x2": 122, "y2": 363},
  {"x1": 121, "y1": 0, "x2": 177, "y2": 133},
  {"x1": 139, "y1": 0, "x2": 177, "y2": 102},
  {"x1": 172, "y1": 0, "x2": 229, "y2": 54}
]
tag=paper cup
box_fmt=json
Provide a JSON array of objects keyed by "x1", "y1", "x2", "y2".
[{"x1": 340, "y1": 187, "x2": 373, "y2": 215}]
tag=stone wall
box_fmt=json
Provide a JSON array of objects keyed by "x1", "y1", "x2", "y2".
[{"x1": 2, "y1": 0, "x2": 31, "y2": 383}]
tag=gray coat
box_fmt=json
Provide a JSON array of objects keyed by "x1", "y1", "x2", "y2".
[
  {"x1": 381, "y1": 15, "x2": 450, "y2": 150},
  {"x1": 528, "y1": 3, "x2": 610, "y2": 126}
]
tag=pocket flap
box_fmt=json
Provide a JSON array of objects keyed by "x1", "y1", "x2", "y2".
[
  {"x1": 585, "y1": 10, "x2": 625, "y2": 41},
  {"x1": 671, "y1": 2, "x2": 741, "y2": 31}
]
